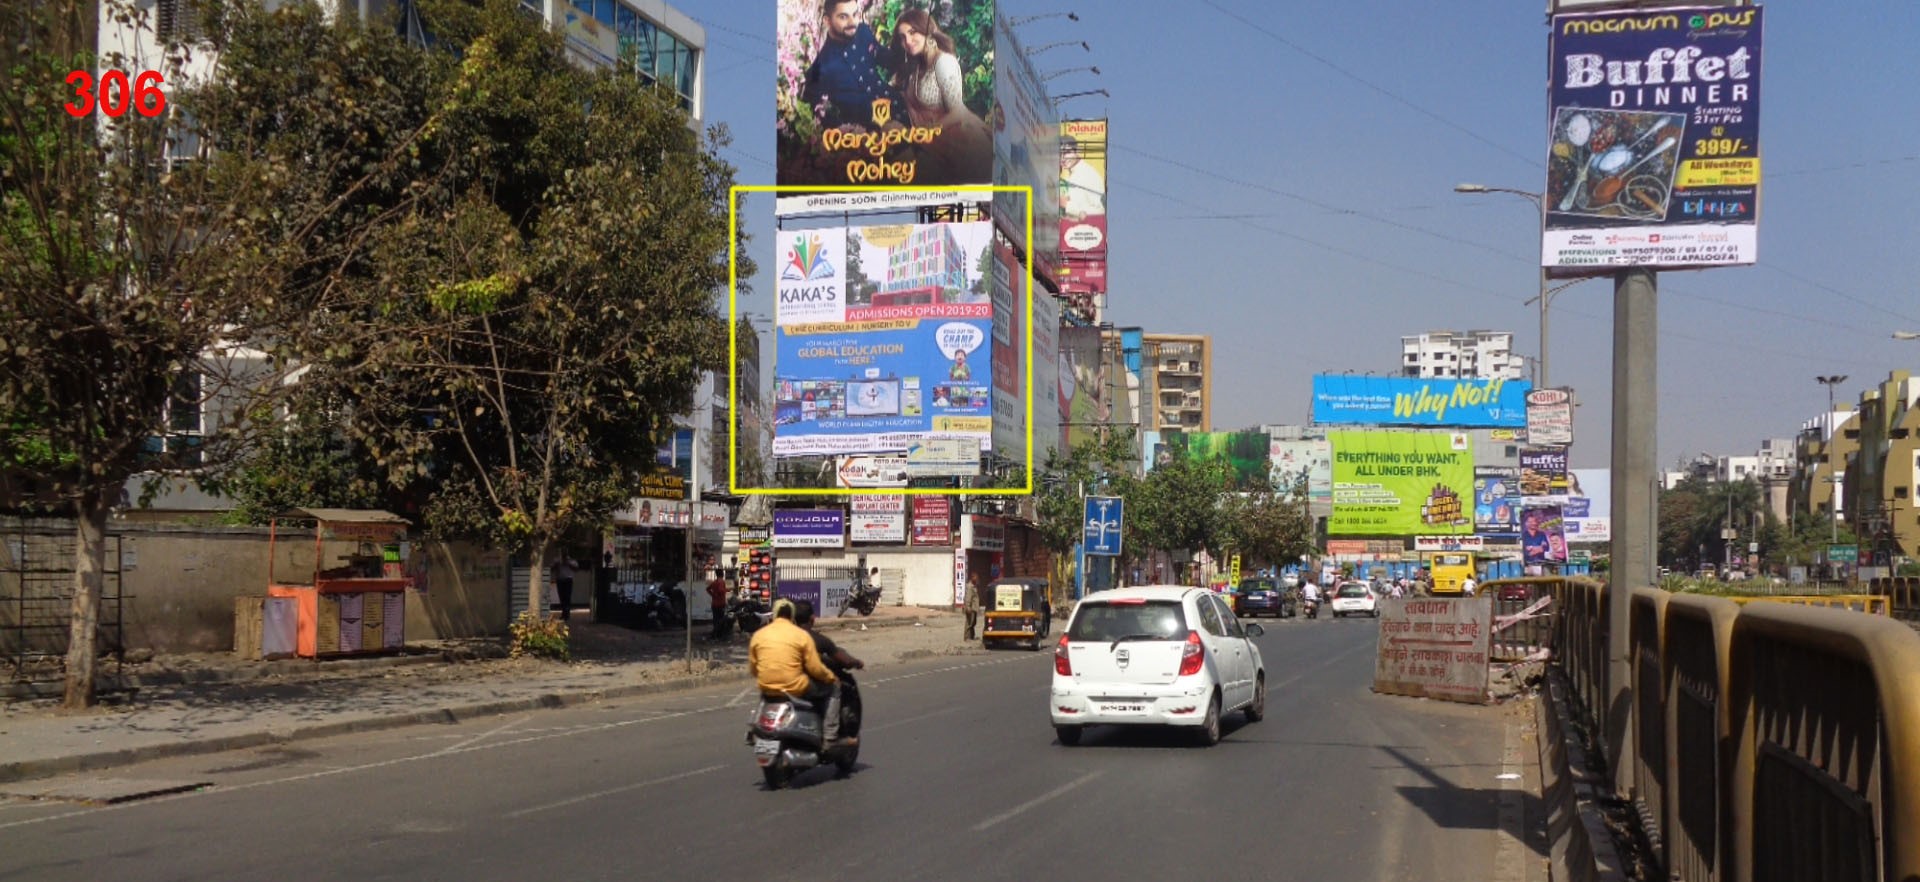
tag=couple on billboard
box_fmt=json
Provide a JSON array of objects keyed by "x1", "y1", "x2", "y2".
[{"x1": 786, "y1": 0, "x2": 991, "y2": 184}]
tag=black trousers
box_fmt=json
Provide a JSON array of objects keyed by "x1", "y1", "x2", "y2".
[
  {"x1": 554, "y1": 578, "x2": 574, "y2": 614},
  {"x1": 711, "y1": 606, "x2": 731, "y2": 639}
]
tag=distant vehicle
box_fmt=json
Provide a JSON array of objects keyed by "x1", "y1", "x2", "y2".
[
  {"x1": 1233, "y1": 578, "x2": 1295, "y2": 618},
  {"x1": 1281, "y1": 571, "x2": 1301, "y2": 589},
  {"x1": 1425, "y1": 552, "x2": 1475, "y2": 595},
  {"x1": 1329, "y1": 582, "x2": 1380, "y2": 619},
  {"x1": 1051, "y1": 585, "x2": 1266, "y2": 747}
]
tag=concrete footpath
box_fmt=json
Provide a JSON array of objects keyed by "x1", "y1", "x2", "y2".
[{"x1": 0, "y1": 606, "x2": 967, "y2": 785}]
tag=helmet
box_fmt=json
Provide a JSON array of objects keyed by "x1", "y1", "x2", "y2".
[{"x1": 772, "y1": 598, "x2": 797, "y2": 620}]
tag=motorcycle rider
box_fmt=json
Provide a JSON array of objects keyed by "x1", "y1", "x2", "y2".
[
  {"x1": 793, "y1": 599, "x2": 862, "y2": 747},
  {"x1": 749, "y1": 598, "x2": 842, "y2": 743},
  {"x1": 1301, "y1": 577, "x2": 1323, "y2": 617}
]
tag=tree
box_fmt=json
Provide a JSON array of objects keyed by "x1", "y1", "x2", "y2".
[
  {"x1": 1033, "y1": 430, "x2": 1135, "y2": 594},
  {"x1": 1, "y1": 1, "x2": 403, "y2": 706},
  {"x1": 1219, "y1": 474, "x2": 1316, "y2": 571},
  {"x1": 222, "y1": 0, "x2": 751, "y2": 619},
  {"x1": 1127, "y1": 456, "x2": 1232, "y2": 582}
]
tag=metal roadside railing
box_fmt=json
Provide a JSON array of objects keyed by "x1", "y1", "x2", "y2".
[
  {"x1": 1867, "y1": 576, "x2": 1919, "y2": 622},
  {"x1": 1486, "y1": 575, "x2": 1920, "y2": 882},
  {"x1": 1724, "y1": 594, "x2": 1889, "y2": 616}
]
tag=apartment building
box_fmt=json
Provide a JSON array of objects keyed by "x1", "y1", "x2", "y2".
[
  {"x1": 1144, "y1": 334, "x2": 1211, "y2": 434},
  {"x1": 1399, "y1": 330, "x2": 1525, "y2": 381}
]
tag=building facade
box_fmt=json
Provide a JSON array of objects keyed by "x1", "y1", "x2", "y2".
[
  {"x1": 1840, "y1": 371, "x2": 1920, "y2": 564},
  {"x1": 1399, "y1": 330, "x2": 1524, "y2": 381},
  {"x1": 1144, "y1": 333, "x2": 1211, "y2": 433},
  {"x1": 1791, "y1": 409, "x2": 1858, "y2": 526}
]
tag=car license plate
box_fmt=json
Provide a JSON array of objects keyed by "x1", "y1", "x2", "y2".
[
  {"x1": 1099, "y1": 702, "x2": 1147, "y2": 714},
  {"x1": 753, "y1": 737, "x2": 780, "y2": 757}
]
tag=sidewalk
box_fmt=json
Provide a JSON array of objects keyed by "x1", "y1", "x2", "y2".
[{"x1": 0, "y1": 606, "x2": 963, "y2": 785}]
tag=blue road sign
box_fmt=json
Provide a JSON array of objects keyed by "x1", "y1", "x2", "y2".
[{"x1": 1083, "y1": 496, "x2": 1124, "y2": 556}]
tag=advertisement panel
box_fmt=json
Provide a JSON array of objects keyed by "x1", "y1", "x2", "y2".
[
  {"x1": 1058, "y1": 118, "x2": 1108, "y2": 302},
  {"x1": 775, "y1": 0, "x2": 996, "y2": 188},
  {"x1": 1167, "y1": 431, "x2": 1272, "y2": 489},
  {"x1": 1564, "y1": 468, "x2": 1611, "y2": 544},
  {"x1": 1269, "y1": 438, "x2": 1333, "y2": 502},
  {"x1": 960, "y1": 514, "x2": 1005, "y2": 551},
  {"x1": 849, "y1": 512, "x2": 907, "y2": 543},
  {"x1": 1545, "y1": 7, "x2": 1764, "y2": 272},
  {"x1": 988, "y1": 239, "x2": 1024, "y2": 460},
  {"x1": 1519, "y1": 447, "x2": 1571, "y2": 497},
  {"x1": 773, "y1": 222, "x2": 995, "y2": 456},
  {"x1": 1522, "y1": 504, "x2": 1570, "y2": 565},
  {"x1": 773, "y1": 509, "x2": 846, "y2": 548},
  {"x1": 850, "y1": 494, "x2": 905, "y2": 514},
  {"x1": 1329, "y1": 431, "x2": 1475, "y2": 536},
  {"x1": 993, "y1": 19, "x2": 1061, "y2": 283},
  {"x1": 1474, "y1": 466, "x2": 1522, "y2": 537},
  {"x1": 1029, "y1": 289, "x2": 1061, "y2": 465},
  {"x1": 1375, "y1": 597, "x2": 1492, "y2": 705},
  {"x1": 904, "y1": 438, "x2": 982, "y2": 476},
  {"x1": 1526, "y1": 388, "x2": 1575, "y2": 446},
  {"x1": 911, "y1": 496, "x2": 952, "y2": 545},
  {"x1": 1058, "y1": 324, "x2": 1105, "y2": 449},
  {"x1": 1311, "y1": 376, "x2": 1529, "y2": 428}
]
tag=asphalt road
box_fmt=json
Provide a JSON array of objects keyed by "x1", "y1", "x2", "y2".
[{"x1": 0, "y1": 615, "x2": 1531, "y2": 882}]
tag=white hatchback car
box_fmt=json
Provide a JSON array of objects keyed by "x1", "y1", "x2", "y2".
[
  {"x1": 1050, "y1": 585, "x2": 1266, "y2": 746},
  {"x1": 1329, "y1": 581, "x2": 1379, "y2": 618}
]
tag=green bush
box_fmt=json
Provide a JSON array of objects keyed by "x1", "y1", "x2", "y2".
[{"x1": 509, "y1": 611, "x2": 569, "y2": 661}]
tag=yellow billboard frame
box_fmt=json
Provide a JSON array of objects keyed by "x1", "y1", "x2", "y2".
[{"x1": 727, "y1": 184, "x2": 1035, "y2": 497}]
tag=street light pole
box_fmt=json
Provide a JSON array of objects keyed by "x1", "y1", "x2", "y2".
[
  {"x1": 1816, "y1": 374, "x2": 1848, "y2": 545},
  {"x1": 1455, "y1": 183, "x2": 1553, "y2": 386}
]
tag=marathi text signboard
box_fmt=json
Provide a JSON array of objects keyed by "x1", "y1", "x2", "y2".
[
  {"x1": 1312, "y1": 376, "x2": 1529, "y2": 428},
  {"x1": 773, "y1": 509, "x2": 845, "y2": 549},
  {"x1": 1375, "y1": 597, "x2": 1493, "y2": 705},
  {"x1": 1544, "y1": 7, "x2": 1764, "y2": 273},
  {"x1": 1526, "y1": 388, "x2": 1575, "y2": 446},
  {"x1": 1329, "y1": 430, "x2": 1475, "y2": 536},
  {"x1": 773, "y1": 222, "x2": 996, "y2": 456}
]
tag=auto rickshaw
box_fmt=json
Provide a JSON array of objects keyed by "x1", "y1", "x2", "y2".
[{"x1": 980, "y1": 577, "x2": 1051, "y2": 650}]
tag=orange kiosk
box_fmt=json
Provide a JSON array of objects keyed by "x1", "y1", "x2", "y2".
[{"x1": 265, "y1": 508, "x2": 410, "y2": 658}]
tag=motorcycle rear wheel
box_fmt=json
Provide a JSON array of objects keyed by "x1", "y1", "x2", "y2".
[{"x1": 762, "y1": 762, "x2": 792, "y2": 790}]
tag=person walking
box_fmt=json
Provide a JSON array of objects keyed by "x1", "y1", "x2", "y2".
[
  {"x1": 707, "y1": 568, "x2": 732, "y2": 641},
  {"x1": 551, "y1": 554, "x2": 577, "y2": 620},
  {"x1": 962, "y1": 571, "x2": 983, "y2": 641}
]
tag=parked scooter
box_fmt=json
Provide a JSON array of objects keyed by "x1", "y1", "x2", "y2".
[
  {"x1": 841, "y1": 567, "x2": 882, "y2": 617},
  {"x1": 636, "y1": 585, "x2": 685, "y2": 630},
  {"x1": 747, "y1": 670, "x2": 861, "y2": 790},
  {"x1": 731, "y1": 595, "x2": 772, "y2": 635}
]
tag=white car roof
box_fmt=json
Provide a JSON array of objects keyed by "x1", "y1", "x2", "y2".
[{"x1": 1079, "y1": 585, "x2": 1202, "y2": 603}]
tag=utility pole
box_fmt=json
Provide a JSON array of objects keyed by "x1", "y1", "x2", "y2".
[
  {"x1": 1815, "y1": 375, "x2": 1848, "y2": 546},
  {"x1": 685, "y1": 426, "x2": 701, "y2": 673},
  {"x1": 1608, "y1": 266, "x2": 1657, "y2": 796}
]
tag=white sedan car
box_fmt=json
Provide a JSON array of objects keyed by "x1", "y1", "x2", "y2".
[
  {"x1": 1050, "y1": 585, "x2": 1266, "y2": 746},
  {"x1": 1329, "y1": 581, "x2": 1380, "y2": 618}
]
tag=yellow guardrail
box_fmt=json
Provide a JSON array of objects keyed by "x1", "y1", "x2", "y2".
[
  {"x1": 1868, "y1": 576, "x2": 1920, "y2": 621},
  {"x1": 1508, "y1": 577, "x2": 1920, "y2": 882}
]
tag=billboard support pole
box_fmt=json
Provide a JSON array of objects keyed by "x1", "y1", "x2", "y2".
[{"x1": 1607, "y1": 266, "x2": 1656, "y2": 796}]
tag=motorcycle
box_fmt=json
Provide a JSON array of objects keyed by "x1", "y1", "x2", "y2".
[
  {"x1": 840, "y1": 567, "x2": 882, "y2": 618},
  {"x1": 1304, "y1": 596, "x2": 1320, "y2": 619},
  {"x1": 731, "y1": 595, "x2": 772, "y2": 635},
  {"x1": 636, "y1": 585, "x2": 685, "y2": 630},
  {"x1": 747, "y1": 671, "x2": 861, "y2": 790}
]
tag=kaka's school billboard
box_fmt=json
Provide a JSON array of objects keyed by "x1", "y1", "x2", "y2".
[{"x1": 1544, "y1": 6, "x2": 1763, "y2": 273}]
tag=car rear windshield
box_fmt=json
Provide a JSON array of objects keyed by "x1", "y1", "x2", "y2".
[
  {"x1": 1338, "y1": 585, "x2": 1370, "y2": 598},
  {"x1": 1238, "y1": 580, "x2": 1275, "y2": 594},
  {"x1": 1068, "y1": 600, "x2": 1190, "y2": 642}
]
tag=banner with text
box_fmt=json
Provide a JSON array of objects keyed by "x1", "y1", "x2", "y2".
[
  {"x1": 1545, "y1": 7, "x2": 1764, "y2": 272},
  {"x1": 1312, "y1": 376, "x2": 1529, "y2": 428},
  {"x1": 1376, "y1": 597, "x2": 1492, "y2": 704},
  {"x1": 1269, "y1": 437, "x2": 1333, "y2": 502},
  {"x1": 1330, "y1": 431, "x2": 1475, "y2": 536}
]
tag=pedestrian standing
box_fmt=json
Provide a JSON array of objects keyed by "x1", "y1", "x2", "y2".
[
  {"x1": 551, "y1": 554, "x2": 577, "y2": 620},
  {"x1": 1461, "y1": 574, "x2": 1478, "y2": 597},
  {"x1": 963, "y1": 571, "x2": 983, "y2": 641},
  {"x1": 707, "y1": 568, "x2": 732, "y2": 641}
]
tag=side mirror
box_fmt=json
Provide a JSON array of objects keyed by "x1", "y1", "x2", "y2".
[{"x1": 1244, "y1": 623, "x2": 1266, "y2": 638}]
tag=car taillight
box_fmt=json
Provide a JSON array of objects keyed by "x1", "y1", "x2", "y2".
[
  {"x1": 1178, "y1": 631, "x2": 1205, "y2": 677},
  {"x1": 1054, "y1": 634, "x2": 1072, "y2": 676}
]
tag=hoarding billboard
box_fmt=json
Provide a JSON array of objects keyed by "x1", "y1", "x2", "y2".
[
  {"x1": 1029, "y1": 289, "x2": 1061, "y2": 464},
  {"x1": 1167, "y1": 431, "x2": 1273, "y2": 489},
  {"x1": 1564, "y1": 468, "x2": 1611, "y2": 544},
  {"x1": 1526, "y1": 388, "x2": 1575, "y2": 446},
  {"x1": 911, "y1": 496, "x2": 952, "y2": 545},
  {"x1": 989, "y1": 239, "x2": 1023, "y2": 458},
  {"x1": 773, "y1": 509, "x2": 846, "y2": 548},
  {"x1": 1311, "y1": 376, "x2": 1530, "y2": 428},
  {"x1": 773, "y1": 222, "x2": 996, "y2": 457},
  {"x1": 993, "y1": 18, "x2": 1061, "y2": 283},
  {"x1": 1522, "y1": 504, "x2": 1569, "y2": 565},
  {"x1": 1545, "y1": 7, "x2": 1763, "y2": 272},
  {"x1": 1059, "y1": 118, "x2": 1107, "y2": 302},
  {"x1": 1474, "y1": 466, "x2": 1522, "y2": 537},
  {"x1": 1329, "y1": 431, "x2": 1475, "y2": 536},
  {"x1": 1269, "y1": 438, "x2": 1332, "y2": 502},
  {"x1": 776, "y1": 0, "x2": 996, "y2": 188},
  {"x1": 1519, "y1": 447, "x2": 1571, "y2": 497},
  {"x1": 1058, "y1": 323, "x2": 1104, "y2": 449}
]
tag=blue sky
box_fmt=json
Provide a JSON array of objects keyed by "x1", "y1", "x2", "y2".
[{"x1": 691, "y1": 1, "x2": 1920, "y2": 468}]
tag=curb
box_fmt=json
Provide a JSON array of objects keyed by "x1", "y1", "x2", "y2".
[
  {"x1": 0, "y1": 669, "x2": 758, "y2": 786},
  {"x1": 1537, "y1": 669, "x2": 1628, "y2": 882}
]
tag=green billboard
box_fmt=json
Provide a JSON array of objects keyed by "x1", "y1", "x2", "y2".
[
  {"x1": 1330, "y1": 430, "x2": 1474, "y2": 536},
  {"x1": 1166, "y1": 430, "x2": 1271, "y2": 489}
]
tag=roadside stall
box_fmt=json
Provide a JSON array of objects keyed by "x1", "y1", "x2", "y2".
[{"x1": 237, "y1": 508, "x2": 411, "y2": 659}]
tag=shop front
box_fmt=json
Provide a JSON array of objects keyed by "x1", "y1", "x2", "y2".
[{"x1": 602, "y1": 499, "x2": 728, "y2": 626}]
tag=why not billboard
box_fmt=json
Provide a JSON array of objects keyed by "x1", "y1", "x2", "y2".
[
  {"x1": 775, "y1": 0, "x2": 996, "y2": 188},
  {"x1": 1312, "y1": 376, "x2": 1529, "y2": 429},
  {"x1": 1330, "y1": 431, "x2": 1475, "y2": 536},
  {"x1": 774, "y1": 222, "x2": 995, "y2": 457},
  {"x1": 1545, "y1": 7, "x2": 1764, "y2": 272}
]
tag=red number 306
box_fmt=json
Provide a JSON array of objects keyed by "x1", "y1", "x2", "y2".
[{"x1": 65, "y1": 70, "x2": 167, "y2": 118}]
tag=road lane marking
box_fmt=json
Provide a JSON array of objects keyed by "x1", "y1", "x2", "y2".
[
  {"x1": 0, "y1": 655, "x2": 1042, "y2": 831},
  {"x1": 436, "y1": 715, "x2": 526, "y2": 755},
  {"x1": 725, "y1": 686, "x2": 755, "y2": 708},
  {"x1": 971, "y1": 771, "x2": 1103, "y2": 832},
  {"x1": 504, "y1": 765, "x2": 725, "y2": 818}
]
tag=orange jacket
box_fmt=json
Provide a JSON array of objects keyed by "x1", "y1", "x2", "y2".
[{"x1": 748, "y1": 618, "x2": 836, "y2": 696}]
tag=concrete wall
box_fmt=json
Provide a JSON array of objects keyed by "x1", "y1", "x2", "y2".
[{"x1": 771, "y1": 546, "x2": 960, "y2": 608}]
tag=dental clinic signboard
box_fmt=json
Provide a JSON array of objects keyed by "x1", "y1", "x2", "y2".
[
  {"x1": 1312, "y1": 376, "x2": 1529, "y2": 429},
  {"x1": 1544, "y1": 6, "x2": 1763, "y2": 274}
]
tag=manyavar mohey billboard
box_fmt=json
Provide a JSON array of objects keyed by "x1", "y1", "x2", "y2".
[{"x1": 1543, "y1": 6, "x2": 1762, "y2": 275}]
